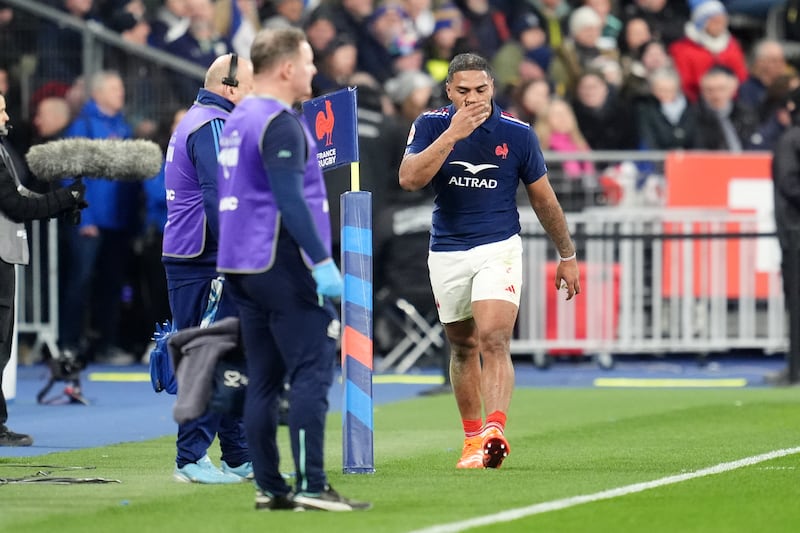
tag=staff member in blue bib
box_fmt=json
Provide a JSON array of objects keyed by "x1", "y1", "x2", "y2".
[
  {"x1": 399, "y1": 52, "x2": 581, "y2": 470},
  {"x1": 217, "y1": 27, "x2": 370, "y2": 512},
  {"x1": 162, "y1": 53, "x2": 255, "y2": 484}
]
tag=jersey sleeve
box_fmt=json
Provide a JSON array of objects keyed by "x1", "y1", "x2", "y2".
[
  {"x1": 404, "y1": 114, "x2": 436, "y2": 156},
  {"x1": 521, "y1": 127, "x2": 548, "y2": 185}
]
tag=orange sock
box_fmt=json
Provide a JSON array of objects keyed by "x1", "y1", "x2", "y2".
[
  {"x1": 462, "y1": 418, "x2": 482, "y2": 438},
  {"x1": 485, "y1": 411, "x2": 507, "y2": 433}
]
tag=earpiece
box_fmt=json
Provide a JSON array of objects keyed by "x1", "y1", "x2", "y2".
[{"x1": 222, "y1": 53, "x2": 239, "y2": 88}]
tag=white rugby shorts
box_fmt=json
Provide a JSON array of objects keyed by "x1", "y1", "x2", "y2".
[{"x1": 427, "y1": 234, "x2": 523, "y2": 324}]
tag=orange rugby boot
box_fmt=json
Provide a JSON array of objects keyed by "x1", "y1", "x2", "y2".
[
  {"x1": 456, "y1": 435, "x2": 483, "y2": 469},
  {"x1": 481, "y1": 427, "x2": 510, "y2": 469}
]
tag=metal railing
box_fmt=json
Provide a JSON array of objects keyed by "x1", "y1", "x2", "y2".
[
  {"x1": 15, "y1": 219, "x2": 59, "y2": 360},
  {"x1": 514, "y1": 208, "x2": 787, "y2": 365},
  {"x1": 6, "y1": 1, "x2": 789, "y2": 375},
  {"x1": 3, "y1": 0, "x2": 205, "y2": 122},
  {"x1": 3, "y1": 0, "x2": 205, "y2": 78}
]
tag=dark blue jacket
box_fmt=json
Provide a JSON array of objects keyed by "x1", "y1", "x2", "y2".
[{"x1": 64, "y1": 100, "x2": 139, "y2": 231}]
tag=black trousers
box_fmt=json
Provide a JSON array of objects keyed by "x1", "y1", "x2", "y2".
[
  {"x1": 167, "y1": 274, "x2": 248, "y2": 468},
  {"x1": 781, "y1": 242, "x2": 800, "y2": 382},
  {"x1": 0, "y1": 259, "x2": 16, "y2": 426},
  {"x1": 227, "y1": 232, "x2": 338, "y2": 496}
]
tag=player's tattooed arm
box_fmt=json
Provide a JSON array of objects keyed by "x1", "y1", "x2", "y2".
[
  {"x1": 526, "y1": 175, "x2": 575, "y2": 258},
  {"x1": 399, "y1": 132, "x2": 457, "y2": 191}
]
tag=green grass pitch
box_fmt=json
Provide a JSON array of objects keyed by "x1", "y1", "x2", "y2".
[{"x1": 1, "y1": 387, "x2": 798, "y2": 532}]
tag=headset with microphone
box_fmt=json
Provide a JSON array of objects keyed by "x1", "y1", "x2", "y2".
[{"x1": 222, "y1": 53, "x2": 239, "y2": 88}]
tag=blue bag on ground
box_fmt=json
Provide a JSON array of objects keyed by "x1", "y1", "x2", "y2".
[
  {"x1": 149, "y1": 278, "x2": 223, "y2": 395},
  {"x1": 149, "y1": 320, "x2": 177, "y2": 394}
]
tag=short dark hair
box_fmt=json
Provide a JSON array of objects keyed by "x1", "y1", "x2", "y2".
[
  {"x1": 446, "y1": 53, "x2": 493, "y2": 83},
  {"x1": 250, "y1": 27, "x2": 307, "y2": 74},
  {"x1": 703, "y1": 64, "x2": 737, "y2": 80}
]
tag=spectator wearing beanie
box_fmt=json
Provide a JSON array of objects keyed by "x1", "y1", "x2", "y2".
[
  {"x1": 584, "y1": 0, "x2": 623, "y2": 46},
  {"x1": 688, "y1": 0, "x2": 783, "y2": 19},
  {"x1": 551, "y1": 5, "x2": 620, "y2": 98},
  {"x1": 492, "y1": 11, "x2": 553, "y2": 102},
  {"x1": 668, "y1": 0, "x2": 748, "y2": 103}
]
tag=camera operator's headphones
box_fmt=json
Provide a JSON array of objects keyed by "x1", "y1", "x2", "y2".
[{"x1": 222, "y1": 53, "x2": 239, "y2": 88}]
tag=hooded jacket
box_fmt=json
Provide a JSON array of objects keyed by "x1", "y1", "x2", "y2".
[{"x1": 168, "y1": 316, "x2": 244, "y2": 424}]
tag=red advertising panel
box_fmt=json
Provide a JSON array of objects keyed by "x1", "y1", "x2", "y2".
[{"x1": 664, "y1": 151, "x2": 773, "y2": 298}]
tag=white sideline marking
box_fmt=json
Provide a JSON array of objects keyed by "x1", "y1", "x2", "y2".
[{"x1": 409, "y1": 447, "x2": 800, "y2": 533}]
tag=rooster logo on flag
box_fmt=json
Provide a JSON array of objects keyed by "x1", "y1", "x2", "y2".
[{"x1": 315, "y1": 99, "x2": 335, "y2": 146}]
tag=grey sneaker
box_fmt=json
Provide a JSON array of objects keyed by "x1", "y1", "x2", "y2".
[
  {"x1": 255, "y1": 488, "x2": 304, "y2": 511},
  {"x1": 294, "y1": 484, "x2": 371, "y2": 511},
  {"x1": 0, "y1": 426, "x2": 33, "y2": 447}
]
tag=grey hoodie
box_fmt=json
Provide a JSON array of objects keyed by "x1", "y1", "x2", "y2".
[{"x1": 168, "y1": 316, "x2": 243, "y2": 424}]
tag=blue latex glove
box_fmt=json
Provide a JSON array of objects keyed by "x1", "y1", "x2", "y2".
[{"x1": 312, "y1": 259, "x2": 343, "y2": 298}]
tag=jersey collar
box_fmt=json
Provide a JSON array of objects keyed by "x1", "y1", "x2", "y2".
[
  {"x1": 195, "y1": 88, "x2": 235, "y2": 113},
  {"x1": 482, "y1": 102, "x2": 501, "y2": 133}
]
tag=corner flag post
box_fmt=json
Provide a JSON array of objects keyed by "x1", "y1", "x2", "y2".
[{"x1": 303, "y1": 87, "x2": 375, "y2": 474}]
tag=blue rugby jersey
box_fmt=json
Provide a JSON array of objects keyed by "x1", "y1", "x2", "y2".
[{"x1": 405, "y1": 103, "x2": 547, "y2": 251}]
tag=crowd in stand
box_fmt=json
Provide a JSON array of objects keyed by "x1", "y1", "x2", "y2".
[{"x1": 0, "y1": 0, "x2": 799, "y2": 364}]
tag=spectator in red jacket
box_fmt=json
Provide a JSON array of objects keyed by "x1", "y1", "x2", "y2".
[{"x1": 668, "y1": 0, "x2": 747, "y2": 103}]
